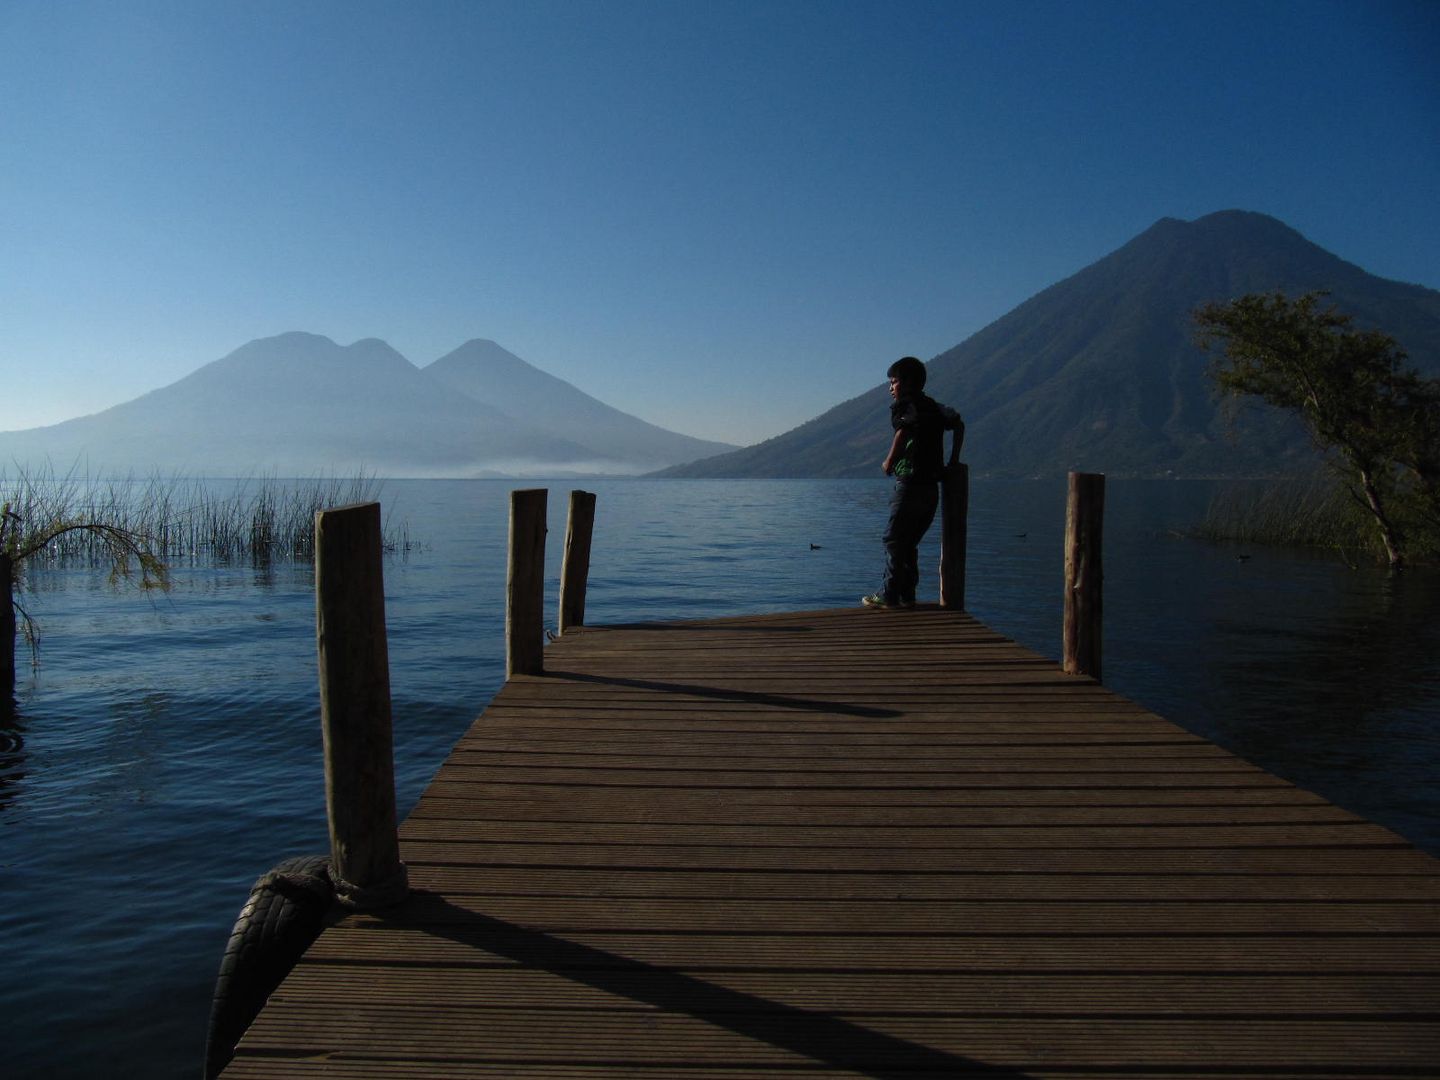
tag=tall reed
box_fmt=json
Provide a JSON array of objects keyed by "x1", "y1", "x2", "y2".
[
  {"x1": 0, "y1": 466, "x2": 413, "y2": 570},
  {"x1": 1193, "y1": 474, "x2": 1385, "y2": 563}
]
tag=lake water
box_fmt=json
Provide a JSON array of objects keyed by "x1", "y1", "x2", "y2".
[{"x1": 2, "y1": 478, "x2": 1438, "y2": 1079}]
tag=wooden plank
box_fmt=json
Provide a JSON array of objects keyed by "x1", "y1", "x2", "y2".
[
  {"x1": 235, "y1": 1006, "x2": 1440, "y2": 1069},
  {"x1": 396, "y1": 839, "x2": 1439, "y2": 874},
  {"x1": 406, "y1": 764, "x2": 1314, "y2": 788},
  {"x1": 445, "y1": 739, "x2": 1234, "y2": 758},
  {"x1": 222, "y1": 1065, "x2": 1440, "y2": 1080},
  {"x1": 292, "y1": 891, "x2": 1440, "y2": 936},
  {"x1": 398, "y1": 819, "x2": 1403, "y2": 850},
  {"x1": 272, "y1": 965, "x2": 1440, "y2": 1014},
  {"x1": 303, "y1": 926, "x2": 1440, "y2": 972},
  {"x1": 419, "y1": 779, "x2": 1340, "y2": 805},
  {"x1": 396, "y1": 866, "x2": 1440, "y2": 901},
  {"x1": 407, "y1": 797, "x2": 1367, "y2": 826}
]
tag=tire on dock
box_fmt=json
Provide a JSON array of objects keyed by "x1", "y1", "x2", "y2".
[{"x1": 203, "y1": 854, "x2": 336, "y2": 1080}]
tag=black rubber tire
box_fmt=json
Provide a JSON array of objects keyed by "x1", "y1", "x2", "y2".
[{"x1": 203, "y1": 855, "x2": 334, "y2": 1079}]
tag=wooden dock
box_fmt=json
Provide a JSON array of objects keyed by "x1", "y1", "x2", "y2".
[{"x1": 223, "y1": 605, "x2": 1440, "y2": 1077}]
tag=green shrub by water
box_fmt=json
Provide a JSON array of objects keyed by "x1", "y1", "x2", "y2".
[{"x1": 1195, "y1": 473, "x2": 1440, "y2": 565}]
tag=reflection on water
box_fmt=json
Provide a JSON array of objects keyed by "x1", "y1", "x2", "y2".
[
  {"x1": 0, "y1": 477, "x2": 1436, "y2": 1079},
  {"x1": 960, "y1": 479, "x2": 1440, "y2": 853},
  {"x1": 0, "y1": 692, "x2": 24, "y2": 814},
  {"x1": 1182, "y1": 563, "x2": 1440, "y2": 846}
]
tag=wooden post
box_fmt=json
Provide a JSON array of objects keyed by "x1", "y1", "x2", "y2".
[
  {"x1": 1063, "y1": 472, "x2": 1104, "y2": 681},
  {"x1": 314, "y1": 502, "x2": 408, "y2": 910},
  {"x1": 1, "y1": 553, "x2": 14, "y2": 693},
  {"x1": 939, "y1": 463, "x2": 968, "y2": 610},
  {"x1": 559, "y1": 489, "x2": 596, "y2": 636},
  {"x1": 507, "y1": 489, "x2": 547, "y2": 678}
]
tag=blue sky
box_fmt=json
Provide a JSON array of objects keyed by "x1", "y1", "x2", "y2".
[{"x1": 2, "y1": 0, "x2": 1437, "y2": 445}]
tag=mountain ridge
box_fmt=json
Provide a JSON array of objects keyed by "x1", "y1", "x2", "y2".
[
  {"x1": 423, "y1": 340, "x2": 734, "y2": 468},
  {"x1": 660, "y1": 210, "x2": 1440, "y2": 479},
  {"x1": 9, "y1": 211, "x2": 1436, "y2": 480},
  {"x1": 0, "y1": 334, "x2": 735, "y2": 477}
]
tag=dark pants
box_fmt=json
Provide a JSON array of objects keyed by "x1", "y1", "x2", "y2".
[{"x1": 881, "y1": 479, "x2": 939, "y2": 604}]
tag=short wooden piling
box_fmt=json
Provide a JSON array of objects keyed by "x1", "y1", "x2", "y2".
[
  {"x1": 939, "y1": 463, "x2": 968, "y2": 610},
  {"x1": 314, "y1": 502, "x2": 408, "y2": 909},
  {"x1": 559, "y1": 490, "x2": 596, "y2": 636},
  {"x1": 507, "y1": 489, "x2": 548, "y2": 678},
  {"x1": 1063, "y1": 471, "x2": 1104, "y2": 680}
]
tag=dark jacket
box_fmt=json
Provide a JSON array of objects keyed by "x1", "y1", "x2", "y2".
[{"x1": 890, "y1": 392, "x2": 964, "y2": 483}]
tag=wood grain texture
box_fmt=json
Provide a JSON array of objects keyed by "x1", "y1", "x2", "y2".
[
  {"x1": 225, "y1": 607, "x2": 1440, "y2": 1078},
  {"x1": 313, "y1": 502, "x2": 405, "y2": 902}
]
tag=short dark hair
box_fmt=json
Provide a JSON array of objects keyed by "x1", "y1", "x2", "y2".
[{"x1": 887, "y1": 356, "x2": 926, "y2": 389}]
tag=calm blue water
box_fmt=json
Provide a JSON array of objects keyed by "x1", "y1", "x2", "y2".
[{"x1": 2, "y1": 478, "x2": 1438, "y2": 1079}]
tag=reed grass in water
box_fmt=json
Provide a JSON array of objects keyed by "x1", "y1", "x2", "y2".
[
  {"x1": 1192, "y1": 473, "x2": 1440, "y2": 565},
  {"x1": 1196, "y1": 475, "x2": 1365, "y2": 546},
  {"x1": 0, "y1": 466, "x2": 413, "y2": 569}
]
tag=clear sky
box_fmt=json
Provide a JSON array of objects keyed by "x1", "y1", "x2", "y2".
[{"x1": 2, "y1": 0, "x2": 1437, "y2": 445}]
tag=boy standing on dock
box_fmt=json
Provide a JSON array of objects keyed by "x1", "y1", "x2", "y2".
[{"x1": 862, "y1": 356, "x2": 963, "y2": 609}]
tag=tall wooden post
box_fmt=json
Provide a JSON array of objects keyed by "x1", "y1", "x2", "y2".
[
  {"x1": 314, "y1": 502, "x2": 408, "y2": 910},
  {"x1": 1063, "y1": 472, "x2": 1104, "y2": 681},
  {"x1": 559, "y1": 490, "x2": 596, "y2": 636},
  {"x1": 939, "y1": 463, "x2": 969, "y2": 610},
  {"x1": 507, "y1": 489, "x2": 548, "y2": 678}
]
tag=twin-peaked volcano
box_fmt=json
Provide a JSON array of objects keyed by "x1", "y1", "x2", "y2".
[{"x1": 0, "y1": 334, "x2": 734, "y2": 477}]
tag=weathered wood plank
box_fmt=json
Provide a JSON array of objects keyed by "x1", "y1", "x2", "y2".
[
  {"x1": 273, "y1": 965, "x2": 1440, "y2": 1013},
  {"x1": 396, "y1": 865, "x2": 1440, "y2": 901},
  {"x1": 302, "y1": 926, "x2": 1440, "y2": 972},
  {"x1": 292, "y1": 891, "x2": 1440, "y2": 935},
  {"x1": 399, "y1": 818, "x2": 1402, "y2": 849},
  {"x1": 222, "y1": 1065, "x2": 1440, "y2": 1080},
  {"x1": 408, "y1": 797, "x2": 1366, "y2": 827},
  {"x1": 410, "y1": 764, "x2": 1311, "y2": 787},
  {"x1": 419, "y1": 778, "x2": 1338, "y2": 805},
  {"x1": 235, "y1": 1005, "x2": 1440, "y2": 1068},
  {"x1": 396, "y1": 839, "x2": 1440, "y2": 874}
]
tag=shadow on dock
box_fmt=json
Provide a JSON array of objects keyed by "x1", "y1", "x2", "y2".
[
  {"x1": 381, "y1": 891, "x2": 1029, "y2": 1079},
  {"x1": 548, "y1": 669, "x2": 903, "y2": 718}
]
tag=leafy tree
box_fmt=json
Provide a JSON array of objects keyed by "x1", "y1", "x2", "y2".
[
  {"x1": 1194, "y1": 291, "x2": 1440, "y2": 568},
  {"x1": 1393, "y1": 376, "x2": 1440, "y2": 519}
]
